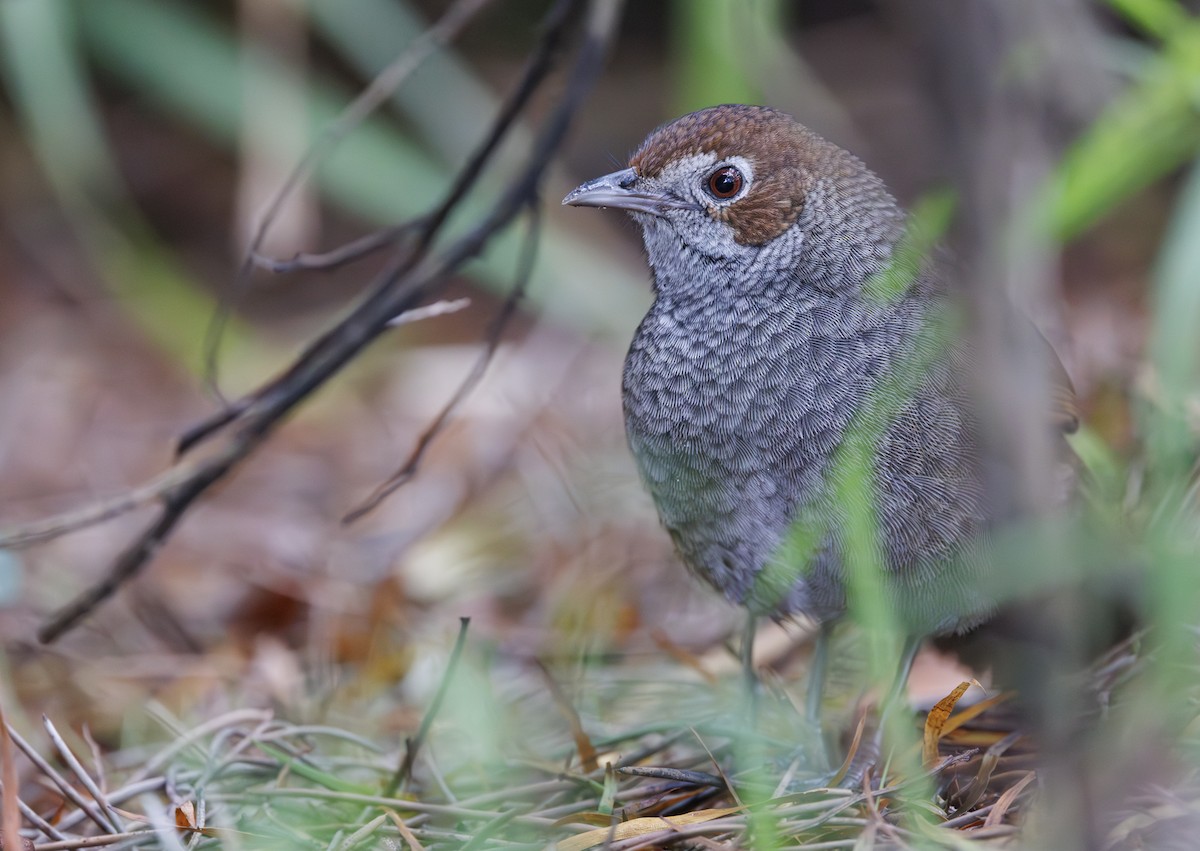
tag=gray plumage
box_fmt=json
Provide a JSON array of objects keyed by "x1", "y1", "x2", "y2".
[{"x1": 564, "y1": 105, "x2": 1065, "y2": 637}]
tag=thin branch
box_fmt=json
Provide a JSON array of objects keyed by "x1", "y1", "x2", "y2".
[
  {"x1": 385, "y1": 617, "x2": 471, "y2": 797},
  {"x1": 176, "y1": 0, "x2": 578, "y2": 459},
  {"x1": 386, "y1": 298, "x2": 472, "y2": 326},
  {"x1": 36, "y1": 0, "x2": 622, "y2": 642},
  {"x1": 536, "y1": 656, "x2": 599, "y2": 773},
  {"x1": 4, "y1": 724, "x2": 114, "y2": 836},
  {"x1": 251, "y1": 220, "x2": 422, "y2": 274},
  {"x1": 343, "y1": 203, "x2": 540, "y2": 523},
  {"x1": 617, "y1": 766, "x2": 728, "y2": 788},
  {"x1": 48, "y1": 778, "x2": 165, "y2": 835},
  {"x1": 33, "y1": 830, "x2": 157, "y2": 850},
  {"x1": 128, "y1": 708, "x2": 274, "y2": 786},
  {"x1": 180, "y1": 0, "x2": 581, "y2": 457},
  {"x1": 0, "y1": 463, "x2": 199, "y2": 549},
  {"x1": 334, "y1": 813, "x2": 390, "y2": 851},
  {"x1": 37, "y1": 456, "x2": 233, "y2": 643},
  {"x1": 205, "y1": 0, "x2": 497, "y2": 397},
  {"x1": 42, "y1": 716, "x2": 122, "y2": 833}
]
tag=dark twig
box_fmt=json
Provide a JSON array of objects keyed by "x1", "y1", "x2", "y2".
[
  {"x1": 204, "y1": 0, "x2": 496, "y2": 399},
  {"x1": 0, "y1": 463, "x2": 198, "y2": 549},
  {"x1": 343, "y1": 201, "x2": 541, "y2": 523},
  {"x1": 251, "y1": 220, "x2": 423, "y2": 274},
  {"x1": 5, "y1": 723, "x2": 114, "y2": 836},
  {"x1": 535, "y1": 654, "x2": 600, "y2": 773},
  {"x1": 41, "y1": 717, "x2": 122, "y2": 833},
  {"x1": 184, "y1": 0, "x2": 578, "y2": 457},
  {"x1": 617, "y1": 766, "x2": 729, "y2": 789},
  {"x1": 38, "y1": 454, "x2": 236, "y2": 643},
  {"x1": 386, "y1": 617, "x2": 471, "y2": 797},
  {"x1": 37, "y1": 0, "x2": 622, "y2": 642}
]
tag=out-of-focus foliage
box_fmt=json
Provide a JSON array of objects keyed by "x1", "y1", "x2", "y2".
[
  {"x1": 1052, "y1": 0, "x2": 1200, "y2": 238},
  {"x1": 1, "y1": 0, "x2": 1200, "y2": 848},
  {"x1": 1, "y1": 0, "x2": 649, "y2": 384}
]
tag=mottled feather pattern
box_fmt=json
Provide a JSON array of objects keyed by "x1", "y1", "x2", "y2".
[
  {"x1": 623, "y1": 274, "x2": 988, "y2": 627},
  {"x1": 572, "y1": 105, "x2": 1067, "y2": 635}
]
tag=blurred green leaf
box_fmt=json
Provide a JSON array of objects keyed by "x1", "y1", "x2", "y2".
[
  {"x1": 1106, "y1": 0, "x2": 1189, "y2": 39},
  {"x1": 0, "y1": 0, "x2": 268, "y2": 379},
  {"x1": 0, "y1": 0, "x2": 116, "y2": 201},
  {"x1": 1146, "y1": 158, "x2": 1200, "y2": 470},
  {"x1": 1134, "y1": 138, "x2": 1200, "y2": 726},
  {"x1": 1051, "y1": 15, "x2": 1200, "y2": 239},
  {"x1": 76, "y1": 0, "x2": 648, "y2": 342},
  {"x1": 77, "y1": 0, "x2": 445, "y2": 220},
  {"x1": 307, "y1": 0, "x2": 512, "y2": 168},
  {"x1": 670, "y1": 0, "x2": 772, "y2": 114},
  {"x1": 865, "y1": 189, "x2": 956, "y2": 303},
  {"x1": 1067, "y1": 425, "x2": 1127, "y2": 509},
  {"x1": 257, "y1": 742, "x2": 373, "y2": 795}
]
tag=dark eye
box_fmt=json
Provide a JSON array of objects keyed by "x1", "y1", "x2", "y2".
[{"x1": 706, "y1": 166, "x2": 743, "y2": 200}]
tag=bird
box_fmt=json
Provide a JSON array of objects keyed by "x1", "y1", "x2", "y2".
[{"x1": 562, "y1": 104, "x2": 1079, "y2": 727}]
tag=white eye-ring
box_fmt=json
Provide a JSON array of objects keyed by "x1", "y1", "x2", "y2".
[
  {"x1": 707, "y1": 166, "x2": 742, "y2": 199},
  {"x1": 701, "y1": 156, "x2": 752, "y2": 204}
]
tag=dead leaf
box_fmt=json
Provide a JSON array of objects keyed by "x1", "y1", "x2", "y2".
[
  {"x1": 983, "y1": 770, "x2": 1036, "y2": 827},
  {"x1": 598, "y1": 763, "x2": 617, "y2": 815},
  {"x1": 385, "y1": 810, "x2": 426, "y2": 851},
  {"x1": 923, "y1": 681, "x2": 971, "y2": 766},
  {"x1": 940, "y1": 690, "x2": 1013, "y2": 737},
  {"x1": 556, "y1": 806, "x2": 741, "y2": 851},
  {"x1": 830, "y1": 713, "x2": 868, "y2": 787},
  {"x1": 946, "y1": 731, "x2": 1021, "y2": 815},
  {"x1": 538, "y1": 662, "x2": 598, "y2": 772},
  {"x1": 553, "y1": 813, "x2": 618, "y2": 828}
]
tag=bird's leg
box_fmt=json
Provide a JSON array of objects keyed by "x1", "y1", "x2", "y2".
[
  {"x1": 805, "y1": 622, "x2": 834, "y2": 727},
  {"x1": 879, "y1": 634, "x2": 922, "y2": 730},
  {"x1": 838, "y1": 633, "x2": 922, "y2": 788},
  {"x1": 799, "y1": 621, "x2": 836, "y2": 775},
  {"x1": 740, "y1": 611, "x2": 759, "y2": 723}
]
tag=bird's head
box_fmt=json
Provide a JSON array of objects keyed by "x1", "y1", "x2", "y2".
[{"x1": 564, "y1": 104, "x2": 906, "y2": 297}]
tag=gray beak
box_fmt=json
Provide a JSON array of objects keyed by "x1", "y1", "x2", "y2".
[{"x1": 562, "y1": 167, "x2": 699, "y2": 216}]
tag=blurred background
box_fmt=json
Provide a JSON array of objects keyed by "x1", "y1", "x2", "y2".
[{"x1": 0, "y1": 0, "x2": 1198, "y2": 846}]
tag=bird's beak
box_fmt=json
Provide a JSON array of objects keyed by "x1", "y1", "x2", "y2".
[{"x1": 562, "y1": 167, "x2": 699, "y2": 216}]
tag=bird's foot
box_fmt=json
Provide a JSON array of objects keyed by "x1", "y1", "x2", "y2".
[
  {"x1": 773, "y1": 713, "x2": 888, "y2": 793},
  {"x1": 831, "y1": 720, "x2": 883, "y2": 789},
  {"x1": 770, "y1": 724, "x2": 841, "y2": 792}
]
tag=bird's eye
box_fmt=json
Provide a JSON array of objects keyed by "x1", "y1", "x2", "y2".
[{"x1": 706, "y1": 166, "x2": 743, "y2": 200}]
